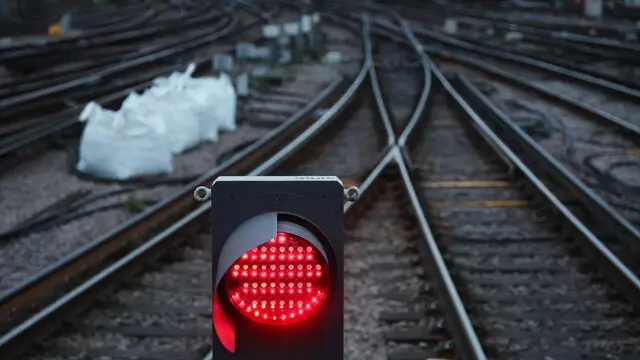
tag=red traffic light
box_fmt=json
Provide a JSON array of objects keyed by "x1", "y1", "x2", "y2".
[
  {"x1": 224, "y1": 231, "x2": 330, "y2": 326},
  {"x1": 208, "y1": 176, "x2": 344, "y2": 359}
]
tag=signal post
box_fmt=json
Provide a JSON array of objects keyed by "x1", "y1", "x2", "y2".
[{"x1": 196, "y1": 176, "x2": 348, "y2": 360}]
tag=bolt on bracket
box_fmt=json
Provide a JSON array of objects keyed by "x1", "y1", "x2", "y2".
[
  {"x1": 193, "y1": 186, "x2": 211, "y2": 202},
  {"x1": 343, "y1": 186, "x2": 360, "y2": 202}
]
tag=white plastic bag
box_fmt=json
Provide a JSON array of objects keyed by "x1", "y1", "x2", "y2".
[
  {"x1": 75, "y1": 63, "x2": 238, "y2": 181},
  {"x1": 76, "y1": 103, "x2": 172, "y2": 180},
  {"x1": 79, "y1": 101, "x2": 110, "y2": 122},
  {"x1": 184, "y1": 84, "x2": 219, "y2": 142},
  {"x1": 154, "y1": 63, "x2": 236, "y2": 138},
  {"x1": 123, "y1": 89, "x2": 201, "y2": 154},
  {"x1": 146, "y1": 91, "x2": 202, "y2": 154},
  {"x1": 187, "y1": 72, "x2": 237, "y2": 133},
  {"x1": 152, "y1": 63, "x2": 196, "y2": 90},
  {"x1": 214, "y1": 72, "x2": 237, "y2": 132}
]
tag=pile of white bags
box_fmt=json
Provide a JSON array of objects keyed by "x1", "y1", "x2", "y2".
[
  {"x1": 75, "y1": 63, "x2": 237, "y2": 180},
  {"x1": 76, "y1": 102, "x2": 173, "y2": 180}
]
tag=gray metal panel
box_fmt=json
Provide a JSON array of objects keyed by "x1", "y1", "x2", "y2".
[
  {"x1": 209, "y1": 178, "x2": 345, "y2": 360},
  {"x1": 277, "y1": 220, "x2": 327, "y2": 262},
  {"x1": 215, "y1": 217, "x2": 328, "y2": 287},
  {"x1": 213, "y1": 176, "x2": 342, "y2": 186},
  {"x1": 215, "y1": 212, "x2": 277, "y2": 287}
]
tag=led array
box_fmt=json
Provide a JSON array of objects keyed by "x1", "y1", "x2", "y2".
[{"x1": 224, "y1": 232, "x2": 329, "y2": 325}]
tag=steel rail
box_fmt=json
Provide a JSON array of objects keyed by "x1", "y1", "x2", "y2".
[
  {"x1": 448, "y1": 7, "x2": 639, "y2": 35},
  {"x1": 0, "y1": 65, "x2": 348, "y2": 333},
  {"x1": 365, "y1": 9, "x2": 640, "y2": 356},
  {"x1": 322, "y1": 10, "x2": 488, "y2": 359},
  {"x1": 0, "y1": 1, "x2": 209, "y2": 56},
  {"x1": 363, "y1": 15, "x2": 396, "y2": 147},
  {"x1": 423, "y1": 59, "x2": 640, "y2": 304},
  {"x1": 343, "y1": 2, "x2": 640, "y2": 96},
  {"x1": 377, "y1": 2, "x2": 640, "y2": 54},
  {"x1": 395, "y1": 18, "x2": 488, "y2": 360},
  {"x1": 352, "y1": 10, "x2": 640, "y2": 141},
  {"x1": 2, "y1": 2, "x2": 155, "y2": 41},
  {"x1": 396, "y1": 43, "x2": 640, "y2": 360},
  {"x1": 1, "y1": 12, "x2": 236, "y2": 112},
  {"x1": 0, "y1": 55, "x2": 213, "y2": 166},
  {"x1": 0, "y1": 23, "x2": 279, "y2": 170},
  {"x1": 0, "y1": 1, "x2": 277, "y2": 110},
  {"x1": 429, "y1": 10, "x2": 640, "y2": 52},
  {"x1": 0, "y1": 1, "x2": 277, "y2": 161},
  {"x1": 200, "y1": 16, "x2": 446, "y2": 360},
  {"x1": 71, "y1": 2, "x2": 153, "y2": 29},
  {"x1": 452, "y1": 74, "x2": 640, "y2": 277},
  {"x1": 0, "y1": 24, "x2": 370, "y2": 359},
  {"x1": 446, "y1": 31, "x2": 640, "y2": 91},
  {"x1": 0, "y1": 2, "x2": 216, "y2": 73},
  {"x1": 460, "y1": 20, "x2": 640, "y2": 57},
  {"x1": 545, "y1": 30, "x2": 640, "y2": 53},
  {"x1": 419, "y1": 47, "x2": 640, "y2": 139},
  {"x1": 406, "y1": 24, "x2": 640, "y2": 101}
]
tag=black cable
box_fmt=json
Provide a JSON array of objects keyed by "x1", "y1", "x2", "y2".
[
  {"x1": 478, "y1": 80, "x2": 640, "y2": 216},
  {"x1": 0, "y1": 199, "x2": 159, "y2": 240},
  {"x1": 583, "y1": 153, "x2": 640, "y2": 196},
  {"x1": 0, "y1": 136, "x2": 259, "y2": 241},
  {"x1": 580, "y1": 131, "x2": 635, "y2": 150},
  {"x1": 62, "y1": 138, "x2": 200, "y2": 186}
]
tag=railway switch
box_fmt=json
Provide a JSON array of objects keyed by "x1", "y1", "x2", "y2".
[{"x1": 198, "y1": 176, "x2": 357, "y2": 360}]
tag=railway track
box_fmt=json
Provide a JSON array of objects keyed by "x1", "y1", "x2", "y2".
[
  {"x1": 0, "y1": 0, "x2": 153, "y2": 38},
  {"x1": 0, "y1": 63, "x2": 345, "y2": 320},
  {"x1": 443, "y1": 5, "x2": 640, "y2": 38},
  {"x1": 0, "y1": 13, "x2": 369, "y2": 360},
  {"x1": 3, "y1": 3, "x2": 640, "y2": 360},
  {"x1": 372, "y1": 30, "x2": 422, "y2": 133},
  {"x1": 360, "y1": 2, "x2": 640, "y2": 91},
  {"x1": 336, "y1": 3, "x2": 640, "y2": 100},
  {"x1": 0, "y1": 1, "x2": 207, "y2": 67},
  {"x1": 408, "y1": 62, "x2": 640, "y2": 359},
  {"x1": 377, "y1": 0, "x2": 640, "y2": 68},
  {"x1": 1, "y1": 8, "x2": 233, "y2": 119},
  {"x1": 0, "y1": 1, "x2": 274, "y2": 168},
  {"x1": 357, "y1": 11, "x2": 640, "y2": 275},
  {"x1": 405, "y1": 22, "x2": 640, "y2": 99},
  {"x1": 0, "y1": 13, "x2": 470, "y2": 360},
  {"x1": 0, "y1": 8, "x2": 364, "y2": 359},
  {"x1": 345, "y1": 15, "x2": 640, "y2": 358},
  {"x1": 1, "y1": 1, "x2": 165, "y2": 69},
  {"x1": 440, "y1": 19, "x2": 640, "y2": 87},
  {"x1": 0, "y1": 0, "x2": 277, "y2": 116}
]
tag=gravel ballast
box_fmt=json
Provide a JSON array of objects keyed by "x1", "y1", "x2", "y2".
[
  {"x1": 412, "y1": 86, "x2": 640, "y2": 359},
  {"x1": 13, "y1": 19, "x2": 456, "y2": 360},
  {"x1": 435, "y1": 58, "x2": 640, "y2": 222},
  {"x1": 0, "y1": 62, "x2": 341, "y2": 293}
]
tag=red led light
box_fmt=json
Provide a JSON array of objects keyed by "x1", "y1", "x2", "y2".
[{"x1": 224, "y1": 231, "x2": 330, "y2": 325}]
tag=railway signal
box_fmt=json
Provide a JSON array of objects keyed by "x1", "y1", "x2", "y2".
[{"x1": 195, "y1": 176, "x2": 357, "y2": 360}]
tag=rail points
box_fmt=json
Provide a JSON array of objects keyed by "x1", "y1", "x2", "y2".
[{"x1": 1, "y1": 0, "x2": 640, "y2": 359}]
